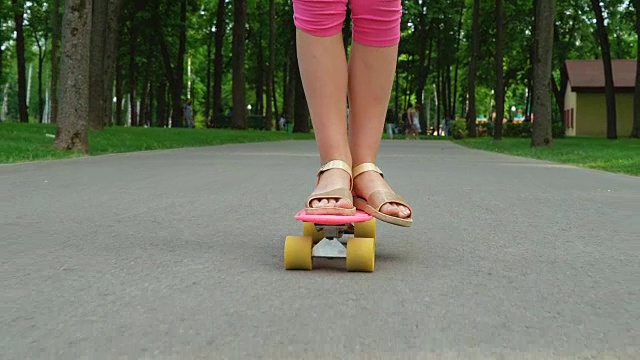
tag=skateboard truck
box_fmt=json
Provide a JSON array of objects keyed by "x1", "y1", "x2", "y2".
[{"x1": 311, "y1": 224, "x2": 349, "y2": 259}]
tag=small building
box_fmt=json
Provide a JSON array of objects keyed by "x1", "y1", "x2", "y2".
[{"x1": 563, "y1": 59, "x2": 635, "y2": 137}]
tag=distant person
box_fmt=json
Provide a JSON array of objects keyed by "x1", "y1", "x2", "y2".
[
  {"x1": 444, "y1": 115, "x2": 452, "y2": 137},
  {"x1": 405, "y1": 103, "x2": 418, "y2": 140},
  {"x1": 184, "y1": 99, "x2": 194, "y2": 128},
  {"x1": 412, "y1": 104, "x2": 421, "y2": 135}
]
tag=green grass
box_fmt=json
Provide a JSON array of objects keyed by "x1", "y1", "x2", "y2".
[
  {"x1": 456, "y1": 136, "x2": 640, "y2": 176},
  {"x1": 0, "y1": 122, "x2": 315, "y2": 164}
]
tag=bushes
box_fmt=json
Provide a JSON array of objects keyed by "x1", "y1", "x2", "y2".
[
  {"x1": 450, "y1": 120, "x2": 468, "y2": 139},
  {"x1": 552, "y1": 120, "x2": 566, "y2": 139},
  {"x1": 437, "y1": 118, "x2": 566, "y2": 140},
  {"x1": 461, "y1": 120, "x2": 565, "y2": 139},
  {"x1": 503, "y1": 122, "x2": 532, "y2": 138}
]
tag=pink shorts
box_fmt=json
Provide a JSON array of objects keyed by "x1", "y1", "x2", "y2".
[{"x1": 293, "y1": 0, "x2": 402, "y2": 48}]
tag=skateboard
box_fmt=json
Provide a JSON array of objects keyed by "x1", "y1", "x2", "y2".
[{"x1": 284, "y1": 210, "x2": 377, "y2": 272}]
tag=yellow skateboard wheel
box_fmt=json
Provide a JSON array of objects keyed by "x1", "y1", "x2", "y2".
[
  {"x1": 303, "y1": 222, "x2": 324, "y2": 243},
  {"x1": 284, "y1": 236, "x2": 313, "y2": 270},
  {"x1": 346, "y1": 237, "x2": 375, "y2": 272},
  {"x1": 354, "y1": 218, "x2": 376, "y2": 240}
]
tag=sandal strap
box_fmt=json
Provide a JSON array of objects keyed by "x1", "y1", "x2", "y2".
[
  {"x1": 352, "y1": 163, "x2": 384, "y2": 179},
  {"x1": 317, "y1": 159, "x2": 353, "y2": 190}
]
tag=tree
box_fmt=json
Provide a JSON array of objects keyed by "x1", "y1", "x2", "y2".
[
  {"x1": 231, "y1": 0, "x2": 247, "y2": 128},
  {"x1": 50, "y1": 0, "x2": 61, "y2": 124},
  {"x1": 88, "y1": 0, "x2": 108, "y2": 129},
  {"x1": 54, "y1": 0, "x2": 92, "y2": 152},
  {"x1": 590, "y1": 0, "x2": 617, "y2": 139},
  {"x1": 102, "y1": 0, "x2": 125, "y2": 127},
  {"x1": 531, "y1": 0, "x2": 555, "y2": 147},
  {"x1": 632, "y1": 0, "x2": 640, "y2": 138},
  {"x1": 12, "y1": 0, "x2": 28, "y2": 123},
  {"x1": 212, "y1": 0, "x2": 226, "y2": 118},
  {"x1": 27, "y1": 0, "x2": 50, "y2": 124},
  {"x1": 84, "y1": 0, "x2": 125, "y2": 128},
  {"x1": 494, "y1": 0, "x2": 505, "y2": 140},
  {"x1": 265, "y1": 0, "x2": 275, "y2": 130},
  {"x1": 466, "y1": 0, "x2": 480, "y2": 137}
]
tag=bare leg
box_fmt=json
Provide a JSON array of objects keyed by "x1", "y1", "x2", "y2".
[
  {"x1": 296, "y1": 30, "x2": 353, "y2": 210},
  {"x1": 348, "y1": 41, "x2": 411, "y2": 219}
]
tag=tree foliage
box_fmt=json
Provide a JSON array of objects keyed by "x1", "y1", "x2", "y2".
[{"x1": 0, "y1": 0, "x2": 636, "y2": 142}]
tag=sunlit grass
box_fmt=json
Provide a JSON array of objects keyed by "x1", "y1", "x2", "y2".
[
  {"x1": 456, "y1": 136, "x2": 640, "y2": 176},
  {"x1": 0, "y1": 122, "x2": 315, "y2": 164}
]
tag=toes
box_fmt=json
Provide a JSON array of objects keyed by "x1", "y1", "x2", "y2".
[
  {"x1": 398, "y1": 205, "x2": 411, "y2": 218},
  {"x1": 312, "y1": 198, "x2": 348, "y2": 209},
  {"x1": 336, "y1": 198, "x2": 354, "y2": 209},
  {"x1": 380, "y1": 203, "x2": 411, "y2": 218},
  {"x1": 381, "y1": 203, "x2": 399, "y2": 217}
]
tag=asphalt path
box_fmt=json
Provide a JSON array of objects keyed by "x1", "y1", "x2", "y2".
[{"x1": 1, "y1": 139, "x2": 638, "y2": 359}]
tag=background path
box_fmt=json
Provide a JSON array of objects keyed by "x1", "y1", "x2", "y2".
[{"x1": 1, "y1": 140, "x2": 638, "y2": 359}]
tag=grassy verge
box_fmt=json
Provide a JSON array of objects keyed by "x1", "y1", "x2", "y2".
[
  {"x1": 0, "y1": 122, "x2": 315, "y2": 164},
  {"x1": 456, "y1": 137, "x2": 640, "y2": 176}
]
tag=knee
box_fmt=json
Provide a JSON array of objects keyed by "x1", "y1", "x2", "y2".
[
  {"x1": 350, "y1": 0, "x2": 403, "y2": 47},
  {"x1": 293, "y1": 0, "x2": 347, "y2": 37}
]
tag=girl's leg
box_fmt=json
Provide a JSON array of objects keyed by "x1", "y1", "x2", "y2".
[
  {"x1": 294, "y1": 0, "x2": 352, "y2": 211},
  {"x1": 347, "y1": 0, "x2": 411, "y2": 219}
]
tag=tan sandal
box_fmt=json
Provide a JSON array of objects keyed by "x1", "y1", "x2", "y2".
[
  {"x1": 352, "y1": 163, "x2": 413, "y2": 227},
  {"x1": 305, "y1": 160, "x2": 356, "y2": 216}
]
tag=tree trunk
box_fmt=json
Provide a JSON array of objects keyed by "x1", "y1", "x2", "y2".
[
  {"x1": 89, "y1": 0, "x2": 107, "y2": 129},
  {"x1": 525, "y1": 79, "x2": 532, "y2": 121},
  {"x1": 528, "y1": 0, "x2": 536, "y2": 122},
  {"x1": 436, "y1": 68, "x2": 441, "y2": 134},
  {"x1": 0, "y1": 47, "x2": 3, "y2": 86},
  {"x1": 292, "y1": 46, "x2": 309, "y2": 133},
  {"x1": 633, "y1": 0, "x2": 640, "y2": 138},
  {"x1": 212, "y1": 0, "x2": 226, "y2": 116},
  {"x1": 466, "y1": 0, "x2": 480, "y2": 137},
  {"x1": 590, "y1": 0, "x2": 617, "y2": 139},
  {"x1": 129, "y1": 23, "x2": 137, "y2": 126},
  {"x1": 157, "y1": 80, "x2": 167, "y2": 127},
  {"x1": 115, "y1": 58, "x2": 123, "y2": 126},
  {"x1": 139, "y1": 69, "x2": 150, "y2": 127},
  {"x1": 54, "y1": 0, "x2": 92, "y2": 152},
  {"x1": 32, "y1": 30, "x2": 47, "y2": 123},
  {"x1": 494, "y1": 0, "x2": 505, "y2": 140},
  {"x1": 102, "y1": 0, "x2": 125, "y2": 127},
  {"x1": 50, "y1": 0, "x2": 61, "y2": 124},
  {"x1": 286, "y1": 49, "x2": 296, "y2": 123},
  {"x1": 37, "y1": 43, "x2": 45, "y2": 123},
  {"x1": 413, "y1": 3, "x2": 429, "y2": 118},
  {"x1": 170, "y1": 0, "x2": 187, "y2": 128},
  {"x1": 531, "y1": 0, "x2": 556, "y2": 147},
  {"x1": 452, "y1": 3, "x2": 464, "y2": 118},
  {"x1": 255, "y1": 34, "x2": 264, "y2": 116},
  {"x1": 231, "y1": 0, "x2": 247, "y2": 129},
  {"x1": 551, "y1": 75, "x2": 564, "y2": 116},
  {"x1": 272, "y1": 76, "x2": 279, "y2": 120},
  {"x1": 205, "y1": 26, "x2": 213, "y2": 122},
  {"x1": 13, "y1": 0, "x2": 28, "y2": 123},
  {"x1": 265, "y1": 0, "x2": 275, "y2": 130}
]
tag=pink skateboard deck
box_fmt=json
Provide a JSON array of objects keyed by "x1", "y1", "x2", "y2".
[{"x1": 295, "y1": 210, "x2": 372, "y2": 225}]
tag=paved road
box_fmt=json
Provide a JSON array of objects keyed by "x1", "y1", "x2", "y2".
[{"x1": 1, "y1": 140, "x2": 638, "y2": 359}]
